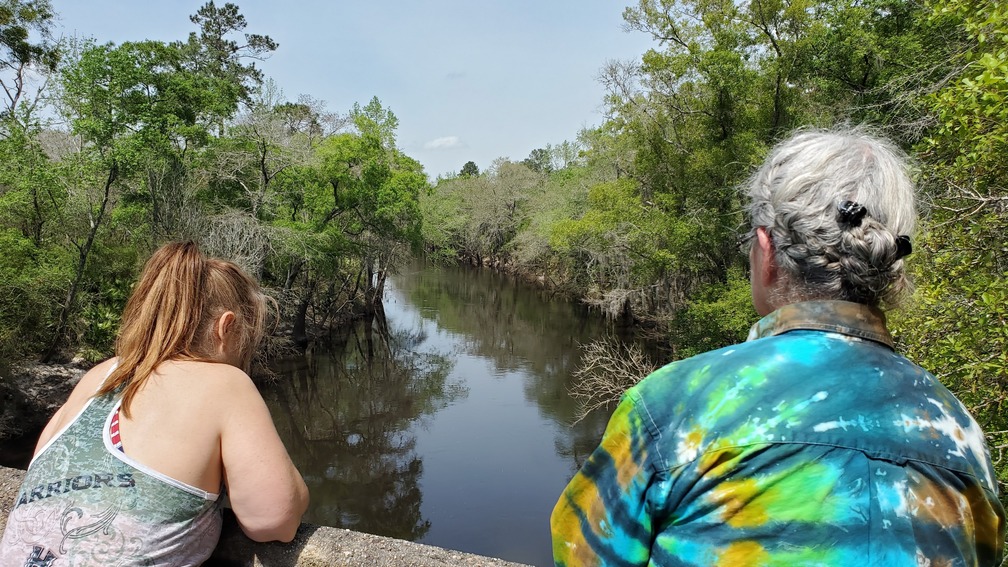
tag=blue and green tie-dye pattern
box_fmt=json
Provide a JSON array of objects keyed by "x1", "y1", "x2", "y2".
[{"x1": 552, "y1": 300, "x2": 1006, "y2": 567}]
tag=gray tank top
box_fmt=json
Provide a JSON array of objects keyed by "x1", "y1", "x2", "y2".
[{"x1": 0, "y1": 371, "x2": 222, "y2": 566}]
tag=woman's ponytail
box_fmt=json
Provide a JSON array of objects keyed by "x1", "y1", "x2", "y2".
[{"x1": 96, "y1": 242, "x2": 208, "y2": 417}]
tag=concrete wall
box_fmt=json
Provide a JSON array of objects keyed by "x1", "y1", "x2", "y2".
[{"x1": 0, "y1": 465, "x2": 531, "y2": 566}]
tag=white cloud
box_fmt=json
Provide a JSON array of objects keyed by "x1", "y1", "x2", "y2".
[{"x1": 423, "y1": 136, "x2": 462, "y2": 150}]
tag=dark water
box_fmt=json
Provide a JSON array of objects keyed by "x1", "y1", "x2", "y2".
[{"x1": 260, "y1": 262, "x2": 629, "y2": 566}]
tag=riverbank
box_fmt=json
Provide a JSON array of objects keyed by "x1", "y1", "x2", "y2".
[
  {"x1": 446, "y1": 253, "x2": 651, "y2": 329},
  {"x1": 0, "y1": 361, "x2": 85, "y2": 463},
  {"x1": 0, "y1": 347, "x2": 298, "y2": 462},
  {"x1": 0, "y1": 465, "x2": 531, "y2": 566}
]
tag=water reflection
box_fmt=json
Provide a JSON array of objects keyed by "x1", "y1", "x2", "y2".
[
  {"x1": 262, "y1": 313, "x2": 466, "y2": 541},
  {"x1": 395, "y1": 265, "x2": 617, "y2": 469},
  {"x1": 263, "y1": 261, "x2": 637, "y2": 566}
]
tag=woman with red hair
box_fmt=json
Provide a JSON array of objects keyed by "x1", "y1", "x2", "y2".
[{"x1": 1, "y1": 242, "x2": 309, "y2": 566}]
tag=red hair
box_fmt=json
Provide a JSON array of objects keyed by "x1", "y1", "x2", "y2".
[{"x1": 95, "y1": 242, "x2": 268, "y2": 417}]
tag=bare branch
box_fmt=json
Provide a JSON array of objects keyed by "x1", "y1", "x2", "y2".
[{"x1": 569, "y1": 337, "x2": 657, "y2": 424}]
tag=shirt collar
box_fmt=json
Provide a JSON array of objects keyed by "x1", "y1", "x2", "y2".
[{"x1": 746, "y1": 300, "x2": 894, "y2": 349}]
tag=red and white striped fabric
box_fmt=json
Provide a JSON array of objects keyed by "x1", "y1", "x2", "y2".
[{"x1": 109, "y1": 409, "x2": 124, "y2": 452}]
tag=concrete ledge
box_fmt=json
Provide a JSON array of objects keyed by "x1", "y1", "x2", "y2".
[{"x1": 1, "y1": 466, "x2": 531, "y2": 566}]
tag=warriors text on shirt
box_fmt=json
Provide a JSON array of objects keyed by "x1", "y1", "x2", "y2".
[{"x1": 15, "y1": 472, "x2": 135, "y2": 508}]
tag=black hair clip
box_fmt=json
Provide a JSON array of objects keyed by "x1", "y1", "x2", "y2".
[
  {"x1": 895, "y1": 235, "x2": 912, "y2": 259},
  {"x1": 837, "y1": 201, "x2": 868, "y2": 227}
]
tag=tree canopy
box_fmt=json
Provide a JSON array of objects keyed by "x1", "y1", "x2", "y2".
[{"x1": 0, "y1": 1, "x2": 427, "y2": 362}]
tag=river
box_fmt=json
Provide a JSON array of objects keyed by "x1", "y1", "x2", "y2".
[{"x1": 260, "y1": 261, "x2": 638, "y2": 566}]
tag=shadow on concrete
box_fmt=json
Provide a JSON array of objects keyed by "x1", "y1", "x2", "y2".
[{"x1": 208, "y1": 508, "x2": 318, "y2": 566}]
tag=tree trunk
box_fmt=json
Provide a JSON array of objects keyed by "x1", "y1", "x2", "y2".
[
  {"x1": 292, "y1": 276, "x2": 316, "y2": 348},
  {"x1": 42, "y1": 164, "x2": 117, "y2": 362},
  {"x1": 283, "y1": 259, "x2": 304, "y2": 296},
  {"x1": 364, "y1": 260, "x2": 377, "y2": 313},
  {"x1": 374, "y1": 269, "x2": 387, "y2": 303}
]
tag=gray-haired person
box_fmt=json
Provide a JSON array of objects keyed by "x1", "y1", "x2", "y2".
[{"x1": 551, "y1": 128, "x2": 1005, "y2": 566}]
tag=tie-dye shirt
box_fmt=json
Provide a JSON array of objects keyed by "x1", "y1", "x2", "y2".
[{"x1": 552, "y1": 300, "x2": 1005, "y2": 566}]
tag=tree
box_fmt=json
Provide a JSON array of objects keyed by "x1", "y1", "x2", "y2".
[
  {"x1": 0, "y1": 126, "x2": 67, "y2": 359},
  {"x1": 459, "y1": 160, "x2": 479, "y2": 177},
  {"x1": 262, "y1": 97, "x2": 426, "y2": 343},
  {"x1": 456, "y1": 160, "x2": 541, "y2": 266},
  {"x1": 42, "y1": 42, "x2": 139, "y2": 360},
  {"x1": 43, "y1": 34, "x2": 251, "y2": 359},
  {"x1": 579, "y1": 0, "x2": 940, "y2": 333},
  {"x1": 551, "y1": 140, "x2": 582, "y2": 170},
  {"x1": 218, "y1": 81, "x2": 311, "y2": 221},
  {"x1": 176, "y1": 1, "x2": 277, "y2": 131},
  {"x1": 332, "y1": 98, "x2": 423, "y2": 307},
  {"x1": 275, "y1": 94, "x2": 344, "y2": 146},
  {"x1": 0, "y1": 2, "x2": 443, "y2": 361},
  {"x1": 0, "y1": 0, "x2": 59, "y2": 122},
  {"x1": 521, "y1": 147, "x2": 553, "y2": 174},
  {"x1": 351, "y1": 96, "x2": 398, "y2": 149}
]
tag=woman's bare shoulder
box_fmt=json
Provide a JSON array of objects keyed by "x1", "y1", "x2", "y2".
[
  {"x1": 125, "y1": 361, "x2": 262, "y2": 432},
  {"x1": 160, "y1": 360, "x2": 260, "y2": 397},
  {"x1": 162, "y1": 362, "x2": 266, "y2": 429},
  {"x1": 70, "y1": 358, "x2": 119, "y2": 399}
]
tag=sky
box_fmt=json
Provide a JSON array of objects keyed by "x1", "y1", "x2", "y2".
[{"x1": 48, "y1": 1, "x2": 657, "y2": 180}]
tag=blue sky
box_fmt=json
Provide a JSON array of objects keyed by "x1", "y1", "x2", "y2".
[{"x1": 49, "y1": 1, "x2": 656, "y2": 179}]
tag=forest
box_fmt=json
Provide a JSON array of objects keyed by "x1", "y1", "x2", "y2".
[
  {"x1": 0, "y1": 0, "x2": 1006, "y2": 497},
  {"x1": 0, "y1": 1, "x2": 426, "y2": 364}
]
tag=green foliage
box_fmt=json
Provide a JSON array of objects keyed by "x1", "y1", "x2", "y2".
[
  {"x1": 549, "y1": 179, "x2": 647, "y2": 288},
  {"x1": 888, "y1": 0, "x2": 1008, "y2": 500},
  {"x1": 0, "y1": 3, "x2": 429, "y2": 363},
  {"x1": 923, "y1": 0, "x2": 1008, "y2": 192},
  {"x1": 0, "y1": 119, "x2": 68, "y2": 360},
  {"x1": 0, "y1": 0, "x2": 57, "y2": 65},
  {"x1": 75, "y1": 240, "x2": 137, "y2": 348},
  {"x1": 521, "y1": 147, "x2": 553, "y2": 174},
  {"x1": 314, "y1": 112, "x2": 425, "y2": 249},
  {"x1": 459, "y1": 160, "x2": 479, "y2": 178},
  {"x1": 352, "y1": 96, "x2": 399, "y2": 149},
  {"x1": 0, "y1": 0, "x2": 59, "y2": 120},
  {"x1": 177, "y1": 1, "x2": 277, "y2": 109},
  {"x1": 0, "y1": 229, "x2": 69, "y2": 359},
  {"x1": 668, "y1": 268, "x2": 755, "y2": 359},
  {"x1": 420, "y1": 159, "x2": 543, "y2": 266},
  {"x1": 62, "y1": 39, "x2": 230, "y2": 164}
]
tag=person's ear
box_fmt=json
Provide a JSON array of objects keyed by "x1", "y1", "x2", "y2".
[
  {"x1": 215, "y1": 311, "x2": 237, "y2": 354},
  {"x1": 755, "y1": 226, "x2": 777, "y2": 286}
]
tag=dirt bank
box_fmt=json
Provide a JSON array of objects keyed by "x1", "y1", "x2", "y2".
[{"x1": 0, "y1": 361, "x2": 86, "y2": 450}]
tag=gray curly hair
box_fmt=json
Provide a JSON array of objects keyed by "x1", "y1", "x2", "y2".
[{"x1": 745, "y1": 127, "x2": 917, "y2": 307}]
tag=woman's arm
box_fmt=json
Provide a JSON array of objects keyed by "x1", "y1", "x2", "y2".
[{"x1": 219, "y1": 369, "x2": 309, "y2": 543}]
